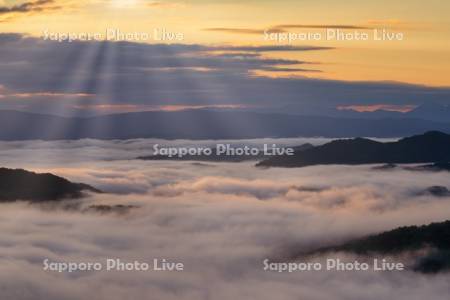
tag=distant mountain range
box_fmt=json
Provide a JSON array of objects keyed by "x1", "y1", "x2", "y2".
[
  {"x1": 1, "y1": 110, "x2": 450, "y2": 140},
  {"x1": 0, "y1": 168, "x2": 100, "y2": 202},
  {"x1": 373, "y1": 162, "x2": 450, "y2": 172},
  {"x1": 258, "y1": 131, "x2": 450, "y2": 167}
]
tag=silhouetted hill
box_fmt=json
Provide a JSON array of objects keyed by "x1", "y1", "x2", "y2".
[
  {"x1": 372, "y1": 162, "x2": 450, "y2": 172},
  {"x1": 407, "y1": 162, "x2": 450, "y2": 172},
  {"x1": 318, "y1": 221, "x2": 450, "y2": 255},
  {"x1": 258, "y1": 131, "x2": 450, "y2": 167},
  {"x1": 0, "y1": 168, "x2": 101, "y2": 202},
  {"x1": 300, "y1": 220, "x2": 450, "y2": 273},
  {"x1": 418, "y1": 186, "x2": 450, "y2": 197},
  {"x1": 1, "y1": 110, "x2": 450, "y2": 140}
]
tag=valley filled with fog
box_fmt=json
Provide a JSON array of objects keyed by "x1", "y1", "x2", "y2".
[{"x1": 0, "y1": 138, "x2": 448, "y2": 300}]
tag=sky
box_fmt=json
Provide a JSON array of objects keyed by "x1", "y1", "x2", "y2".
[{"x1": 0, "y1": 0, "x2": 449, "y2": 115}]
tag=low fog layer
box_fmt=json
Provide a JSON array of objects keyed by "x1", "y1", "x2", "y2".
[{"x1": 0, "y1": 139, "x2": 448, "y2": 300}]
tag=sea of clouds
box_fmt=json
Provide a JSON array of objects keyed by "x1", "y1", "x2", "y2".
[{"x1": 0, "y1": 138, "x2": 449, "y2": 300}]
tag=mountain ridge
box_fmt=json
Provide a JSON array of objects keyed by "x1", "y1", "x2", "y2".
[
  {"x1": 294, "y1": 220, "x2": 450, "y2": 274},
  {"x1": 257, "y1": 131, "x2": 450, "y2": 167},
  {"x1": 1, "y1": 110, "x2": 450, "y2": 140},
  {"x1": 0, "y1": 168, "x2": 101, "y2": 202}
]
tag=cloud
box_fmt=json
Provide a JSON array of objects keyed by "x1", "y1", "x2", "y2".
[
  {"x1": 0, "y1": 85, "x2": 94, "y2": 100},
  {"x1": 146, "y1": 0, "x2": 186, "y2": 8},
  {"x1": 0, "y1": 0, "x2": 59, "y2": 15},
  {"x1": 211, "y1": 45, "x2": 333, "y2": 52},
  {"x1": 366, "y1": 19, "x2": 425, "y2": 30},
  {"x1": 0, "y1": 33, "x2": 449, "y2": 116},
  {"x1": 0, "y1": 139, "x2": 449, "y2": 299},
  {"x1": 152, "y1": 176, "x2": 300, "y2": 199},
  {"x1": 203, "y1": 20, "x2": 420, "y2": 36},
  {"x1": 72, "y1": 103, "x2": 246, "y2": 114},
  {"x1": 337, "y1": 104, "x2": 418, "y2": 113},
  {"x1": 274, "y1": 24, "x2": 371, "y2": 30},
  {"x1": 204, "y1": 27, "x2": 285, "y2": 35},
  {"x1": 204, "y1": 24, "x2": 371, "y2": 35},
  {"x1": 0, "y1": 32, "x2": 23, "y2": 42}
]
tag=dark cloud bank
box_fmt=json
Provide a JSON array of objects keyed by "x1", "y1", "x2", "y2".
[{"x1": 0, "y1": 33, "x2": 449, "y2": 117}]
